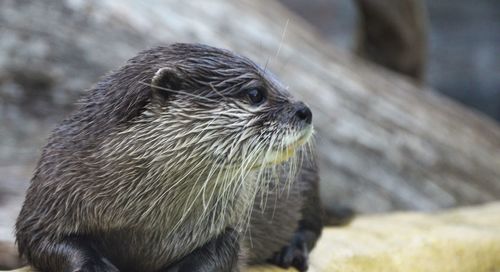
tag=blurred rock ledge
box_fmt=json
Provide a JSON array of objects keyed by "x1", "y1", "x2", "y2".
[
  {"x1": 252, "y1": 202, "x2": 500, "y2": 271},
  {"x1": 3, "y1": 202, "x2": 500, "y2": 272}
]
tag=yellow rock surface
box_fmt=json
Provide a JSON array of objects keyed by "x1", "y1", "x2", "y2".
[
  {"x1": 5, "y1": 203, "x2": 500, "y2": 272},
  {"x1": 248, "y1": 202, "x2": 500, "y2": 272}
]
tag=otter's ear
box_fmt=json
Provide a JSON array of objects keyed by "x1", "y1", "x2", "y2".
[{"x1": 151, "y1": 67, "x2": 183, "y2": 102}]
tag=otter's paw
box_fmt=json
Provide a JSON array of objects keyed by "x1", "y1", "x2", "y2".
[
  {"x1": 269, "y1": 232, "x2": 309, "y2": 272},
  {"x1": 75, "y1": 257, "x2": 119, "y2": 272}
]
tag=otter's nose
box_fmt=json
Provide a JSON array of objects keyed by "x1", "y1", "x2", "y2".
[{"x1": 295, "y1": 103, "x2": 312, "y2": 124}]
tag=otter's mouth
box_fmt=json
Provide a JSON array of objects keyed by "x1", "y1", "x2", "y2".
[{"x1": 259, "y1": 125, "x2": 314, "y2": 167}]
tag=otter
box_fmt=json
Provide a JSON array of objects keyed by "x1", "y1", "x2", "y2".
[{"x1": 15, "y1": 43, "x2": 322, "y2": 272}]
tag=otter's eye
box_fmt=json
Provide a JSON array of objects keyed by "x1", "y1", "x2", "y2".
[{"x1": 246, "y1": 88, "x2": 266, "y2": 105}]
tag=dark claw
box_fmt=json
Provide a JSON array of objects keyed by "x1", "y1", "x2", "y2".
[{"x1": 269, "y1": 232, "x2": 309, "y2": 272}]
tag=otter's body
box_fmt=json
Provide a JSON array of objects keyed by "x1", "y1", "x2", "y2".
[{"x1": 16, "y1": 44, "x2": 322, "y2": 272}]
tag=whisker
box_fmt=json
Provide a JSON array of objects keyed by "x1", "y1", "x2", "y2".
[{"x1": 264, "y1": 18, "x2": 289, "y2": 74}]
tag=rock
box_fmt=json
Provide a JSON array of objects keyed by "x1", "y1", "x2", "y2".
[{"x1": 249, "y1": 202, "x2": 500, "y2": 272}]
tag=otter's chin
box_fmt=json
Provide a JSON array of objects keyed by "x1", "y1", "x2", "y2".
[{"x1": 257, "y1": 125, "x2": 314, "y2": 167}]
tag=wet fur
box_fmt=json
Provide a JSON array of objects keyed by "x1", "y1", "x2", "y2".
[{"x1": 16, "y1": 43, "x2": 322, "y2": 272}]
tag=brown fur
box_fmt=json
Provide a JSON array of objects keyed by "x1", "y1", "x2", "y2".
[{"x1": 16, "y1": 43, "x2": 322, "y2": 272}]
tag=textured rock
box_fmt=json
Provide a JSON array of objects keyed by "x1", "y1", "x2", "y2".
[{"x1": 248, "y1": 202, "x2": 500, "y2": 272}]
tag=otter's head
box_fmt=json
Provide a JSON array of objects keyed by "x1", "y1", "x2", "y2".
[
  {"x1": 148, "y1": 44, "x2": 311, "y2": 169},
  {"x1": 100, "y1": 44, "x2": 313, "y2": 183}
]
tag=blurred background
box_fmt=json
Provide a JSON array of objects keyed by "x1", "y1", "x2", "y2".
[
  {"x1": 283, "y1": 0, "x2": 500, "y2": 120},
  {"x1": 0, "y1": 0, "x2": 499, "y2": 269}
]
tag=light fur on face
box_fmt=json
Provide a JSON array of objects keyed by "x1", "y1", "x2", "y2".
[{"x1": 96, "y1": 82, "x2": 314, "y2": 237}]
